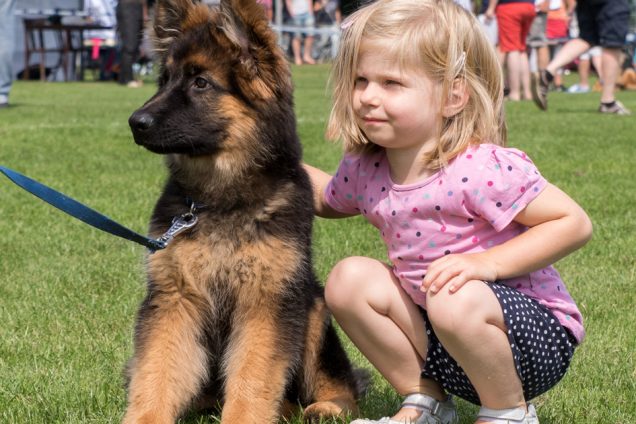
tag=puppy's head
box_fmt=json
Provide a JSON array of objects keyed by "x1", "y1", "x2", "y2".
[{"x1": 129, "y1": 0, "x2": 292, "y2": 162}]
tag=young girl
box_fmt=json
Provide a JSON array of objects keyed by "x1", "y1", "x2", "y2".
[{"x1": 304, "y1": 1, "x2": 592, "y2": 423}]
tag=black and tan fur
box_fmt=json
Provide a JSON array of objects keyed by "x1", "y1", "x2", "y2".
[{"x1": 124, "y1": 0, "x2": 362, "y2": 422}]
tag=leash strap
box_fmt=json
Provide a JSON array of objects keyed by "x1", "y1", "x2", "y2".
[{"x1": 1, "y1": 165, "x2": 168, "y2": 252}]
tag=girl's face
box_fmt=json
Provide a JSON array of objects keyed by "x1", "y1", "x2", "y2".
[{"x1": 352, "y1": 45, "x2": 442, "y2": 153}]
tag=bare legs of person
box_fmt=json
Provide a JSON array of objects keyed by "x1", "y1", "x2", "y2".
[
  {"x1": 325, "y1": 256, "x2": 526, "y2": 424},
  {"x1": 575, "y1": 51, "x2": 603, "y2": 90},
  {"x1": 292, "y1": 35, "x2": 316, "y2": 65},
  {"x1": 599, "y1": 47, "x2": 622, "y2": 104},
  {"x1": 542, "y1": 39, "x2": 628, "y2": 113},
  {"x1": 545, "y1": 38, "x2": 591, "y2": 79},
  {"x1": 536, "y1": 45, "x2": 550, "y2": 73},
  {"x1": 505, "y1": 50, "x2": 532, "y2": 101},
  {"x1": 532, "y1": 38, "x2": 591, "y2": 109},
  {"x1": 575, "y1": 57, "x2": 592, "y2": 90}
]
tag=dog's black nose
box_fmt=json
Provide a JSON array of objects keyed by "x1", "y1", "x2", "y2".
[{"x1": 129, "y1": 110, "x2": 155, "y2": 132}]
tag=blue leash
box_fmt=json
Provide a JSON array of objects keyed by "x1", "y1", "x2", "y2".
[{"x1": 0, "y1": 166, "x2": 198, "y2": 253}]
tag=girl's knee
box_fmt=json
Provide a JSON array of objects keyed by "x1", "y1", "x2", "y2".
[
  {"x1": 324, "y1": 256, "x2": 394, "y2": 313},
  {"x1": 324, "y1": 256, "x2": 374, "y2": 311}
]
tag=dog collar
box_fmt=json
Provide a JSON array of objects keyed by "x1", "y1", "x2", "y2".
[{"x1": 155, "y1": 198, "x2": 205, "y2": 249}]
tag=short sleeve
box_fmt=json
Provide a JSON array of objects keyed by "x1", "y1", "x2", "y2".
[
  {"x1": 467, "y1": 147, "x2": 548, "y2": 232},
  {"x1": 324, "y1": 153, "x2": 365, "y2": 215}
]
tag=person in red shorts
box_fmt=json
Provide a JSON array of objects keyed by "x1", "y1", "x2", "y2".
[{"x1": 486, "y1": 0, "x2": 536, "y2": 101}]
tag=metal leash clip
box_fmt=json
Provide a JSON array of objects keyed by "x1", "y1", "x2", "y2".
[{"x1": 156, "y1": 208, "x2": 199, "y2": 249}]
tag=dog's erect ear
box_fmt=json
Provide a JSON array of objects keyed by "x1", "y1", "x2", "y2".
[
  {"x1": 151, "y1": 0, "x2": 289, "y2": 100},
  {"x1": 219, "y1": 0, "x2": 273, "y2": 48},
  {"x1": 219, "y1": 0, "x2": 290, "y2": 99},
  {"x1": 153, "y1": 0, "x2": 196, "y2": 39},
  {"x1": 152, "y1": 0, "x2": 199, "y2": 60}
]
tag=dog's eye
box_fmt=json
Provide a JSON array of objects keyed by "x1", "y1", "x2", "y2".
[{"x1": 194, "y1": 77, "x2": 209, "y2": 89}]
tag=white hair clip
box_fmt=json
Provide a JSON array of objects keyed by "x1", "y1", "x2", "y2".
[
  {"x1": 340, "y1": 16, "x2": 356, "y2": 30},
  {"x1": 455, "y1": 51, "x2": 467, "y2": 75}
]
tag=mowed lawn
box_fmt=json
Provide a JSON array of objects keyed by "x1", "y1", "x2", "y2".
[{"x1": 0, "y1": 66, "x2": 634, "y2": 423}]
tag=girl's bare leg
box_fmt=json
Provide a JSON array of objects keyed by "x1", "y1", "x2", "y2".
[
  {"x1": 325, "y1": 256, "x2": 446, "y2": 422},
  {"x1": 426, "y1": 281, "x2": 526, "y2": 423}
]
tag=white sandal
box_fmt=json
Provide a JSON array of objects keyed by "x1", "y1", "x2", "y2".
[
  {"x1": 476, "y1": 403, "x2": 539, "y2": 424},
  {"x1": 351, "y1": 393, "x2": 458, "y2": 424}
]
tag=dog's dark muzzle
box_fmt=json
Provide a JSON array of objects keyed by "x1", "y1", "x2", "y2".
[
  {"x1": 128, "y1": 109, "x2": 173, "y2": 153},
  {"x1": 129, "y1": 110, "x2": 156, "y2": 145},
  {"x1": 128, "y1": 107, "x2": 226, "y2": 156}
]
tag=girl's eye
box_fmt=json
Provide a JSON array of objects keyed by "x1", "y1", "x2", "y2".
[
  {"x1": 194, "y1": 77, "x2": 209, "y2": 89},
  {"x1": 354, "y1": 76, "x2": 367, "y2": 85},
  {"x1": 385, "y1": 79, "x2": 401, "y2": 86}
]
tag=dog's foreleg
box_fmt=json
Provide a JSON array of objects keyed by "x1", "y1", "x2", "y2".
[
  {"x1": 123, "y1": 296, "x2": 209, "y2": 424},
  {"x1": 301, "y1": 297, "x2": 360, "y2": 422},
  {"x1": 220, "y1": 311, "x2": 293, "y2": 424}
]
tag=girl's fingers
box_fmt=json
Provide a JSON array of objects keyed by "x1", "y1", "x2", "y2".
[
  {"x1": 448, "y1": 274, "x2": 470, "y2": 293},
  {"x1": 427, "y1": 267, "x2": 459, "y2": 294},
  {"x1": 423, "y1": 257, "x2": 451, "y2": 283}
]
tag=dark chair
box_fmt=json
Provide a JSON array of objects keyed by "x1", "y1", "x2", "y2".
[{"x1": 22, "y1": 18, "x2": 68, "y2": 81}]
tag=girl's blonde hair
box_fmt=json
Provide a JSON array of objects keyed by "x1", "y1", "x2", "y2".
[{"x1": 327, "y1": 0, "x2": 507, "y2": 169}]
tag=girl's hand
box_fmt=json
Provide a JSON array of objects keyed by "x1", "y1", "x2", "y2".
[
  {"x1": 302, "y1": 163, "x2": 357, "y2": 219},
  {"x1": 421, "y1": 184, "x2": 592, "y2": 296},
  {"x1": 421, "y1": 252, "x2": 498, "y2": 294}
]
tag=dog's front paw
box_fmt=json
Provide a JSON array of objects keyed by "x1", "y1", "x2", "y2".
[{"x1": 303, "y1": 399, "x2": 358, "y2": 423}]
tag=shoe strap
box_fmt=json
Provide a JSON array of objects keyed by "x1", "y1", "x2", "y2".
[
  {"x1": 401, "y1": 393, "x2": 448, "y2": 416},
  {"x1": 477, "y1": 405, "x2": 527, "y2": 422}
]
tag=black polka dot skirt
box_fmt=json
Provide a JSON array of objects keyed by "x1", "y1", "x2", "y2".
[{"x1": 420, "y1": 282, "x2": 576, "y2": 405}]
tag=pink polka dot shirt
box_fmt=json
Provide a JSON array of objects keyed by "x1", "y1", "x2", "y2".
[{"x1": 325, "y1": 144, "x2": 585, "y2": 344}]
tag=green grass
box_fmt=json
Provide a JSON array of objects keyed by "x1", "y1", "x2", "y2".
[{"x1": 1, "y1": 66, "x2": 635, "y2": 423}]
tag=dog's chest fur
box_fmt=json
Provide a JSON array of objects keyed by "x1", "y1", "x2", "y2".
[{"x1": 145, "y1": 171, "x2": 313, "y2": 306}]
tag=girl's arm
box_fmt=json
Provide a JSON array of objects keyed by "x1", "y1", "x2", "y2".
[
  {"x1": 303, "y1": 163, "x2": 356, "y2": 219},
  {"x1": 422, "y1": 183, "x2": 593, "y2": 293}
]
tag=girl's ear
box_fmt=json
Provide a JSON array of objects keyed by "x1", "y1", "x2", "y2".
[{"x1": 442, "y1": 78, "x2": 469, "y2": 118}]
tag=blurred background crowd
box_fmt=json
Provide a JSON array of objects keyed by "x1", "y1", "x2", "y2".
[{"x1": 1, "y1": 0, "x2": 635, "y2": 110}]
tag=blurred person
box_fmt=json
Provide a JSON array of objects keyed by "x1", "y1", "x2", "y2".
[
  {"x1": 116, "y1": 0, "x2": 148, "y2": 87},
  {"x1": 527, "y1": 0, "x2": 550, "y2": 75},
  {"x1": 544, "y1": 0, "x2": 575, "y2": 91},
  {"x1": 487, "y1": 0, "x2": 536, "y2": 101},
  {"x1": 566, "y1": 13, "x2": 603, "y2": 93},
  {"x1": 314, "y1": 0, "x2": 341, "y2": 25},
  {"x1": 286, "y1": 0, "x2": 316, "y2": 65},
  {"x1": 85, "y1": 0, "x2": 117, "y2": 80},
  {"x1": 478, "y1": 0, "x2": 499, "y2": 47},
  {"x1": 531, "y1": 0, "x2": 631, "y2": 114},
  {"x1": 313, "y1": 0, "x2": 341, "y2": 61},
  {"x1": 86, "y1": 0, "x2": 117, "y2": 38},
  {"x1": 567, "y1": 47, "x2": 603, "y2": 93},
  {"x1": 0, "y1": 0, "x2": 16, "y2": 109}
]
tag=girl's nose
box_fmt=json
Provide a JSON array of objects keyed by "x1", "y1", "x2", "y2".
[{"x1": 359, "y1": 83, "x2": 381, "y2": 106}]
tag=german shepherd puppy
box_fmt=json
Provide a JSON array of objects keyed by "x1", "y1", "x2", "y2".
[{"x1": 125, "y1": 0, "x2": 362, "y2": 422}]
